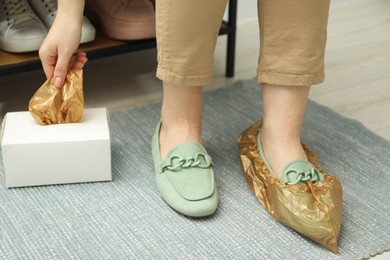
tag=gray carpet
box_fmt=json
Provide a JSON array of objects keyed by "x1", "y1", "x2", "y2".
[{"x1": 1, "y1": 79, "x2": 390, "y2": 260}]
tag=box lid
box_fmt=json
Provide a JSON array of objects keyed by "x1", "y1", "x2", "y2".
[{"x1": 1, "y1": 108, "x2": 110, "y2": 145}]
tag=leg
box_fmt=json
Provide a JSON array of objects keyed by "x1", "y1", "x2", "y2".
[
  {"x1": 159, "y1": 83, "x2": 203, "y2": 159},
  {"x1": 238, "y1": 1, "x2": 342, "y2": 252},
  {"x1": 261, "y1": 84, "x2": 310, "y2": 177},
  {"x1": 257, "y1": 0, "x2": 330, "y2": 177},
  {"x1": 152, "y1": 0, "x2": 228, "y2": 217},
  {"x1": 155, "y1": 0, "x2": 227, "y2": 159}
]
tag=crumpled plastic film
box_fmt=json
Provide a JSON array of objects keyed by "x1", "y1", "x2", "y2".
[
  {"x1": 237, "y1": 120, "x2": 343, "y2": 253},
  {"x1": 29, "y1": 70, "x2": 84, "y2": 125}
]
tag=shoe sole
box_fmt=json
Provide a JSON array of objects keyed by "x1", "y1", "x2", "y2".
[
  {"x1": 165, "y1": 200, "x2": 217, "y2": 219},
  {"x1": 0, "y1": 36, "x2": 45, "y2": 53},
  {"x1": 80, "y1": 27, "x2": 96, "y2": 44}
]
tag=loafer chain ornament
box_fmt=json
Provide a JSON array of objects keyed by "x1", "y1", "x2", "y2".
[
  {"x1": 160, "y1": 153, "x2": 213, "y2": 173},
  {"x1": 282, "y1": 165, "x2": 322, "y2": 184}
]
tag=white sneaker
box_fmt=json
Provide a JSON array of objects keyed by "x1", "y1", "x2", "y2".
[
  {"x1": 0, "y1": 0, "x2": 47, "y2": 53},
  {"x1": 28, "y1": 0, "x2": 96, "y2": 44}
]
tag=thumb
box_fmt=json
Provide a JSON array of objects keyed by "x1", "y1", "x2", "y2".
[{"x1": 53, "y1": 54, "x2": 72, "y2": 88}]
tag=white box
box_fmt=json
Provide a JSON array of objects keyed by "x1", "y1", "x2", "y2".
[{"x1": 1, "y1": 108, "x2": 112, "y2": 188}]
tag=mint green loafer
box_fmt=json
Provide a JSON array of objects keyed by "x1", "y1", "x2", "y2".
[
  {"x1": 257, "y1": 130, "x2": 324, "y2": 185},
  {"x1": 151, "y1": 122, "x2": 218, "y2": 217}
]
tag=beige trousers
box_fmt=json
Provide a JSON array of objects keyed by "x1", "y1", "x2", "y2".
[{"x1": 156, "y1": 0, "x2": 330, "y2": 87}]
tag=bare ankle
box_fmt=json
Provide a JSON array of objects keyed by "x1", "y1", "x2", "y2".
[
  {"x1": 261, "y1": 128, "x2": 307, "y2": 178},
  {"x1": 159, "y1": 121, "x2": 202, "y2": 160}
]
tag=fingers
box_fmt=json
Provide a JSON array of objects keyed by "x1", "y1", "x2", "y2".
[
  {"x1": 53, "y1": 52, "x2": 87, "y2": 88},
  {"x1": 69, "y1": 52, "x2": 88, "y2": 71},
  {"x1": 68, "y1": 55, "x2": 76, "y2": 70},
  {"x1": 53, "y1": 50, "x2": 74, "y2": 88},
  {"x1": 40, "y1": 48, "x2": 88, "y2": 88},
  {"x1": 72, "y1": 58, "x2": 88, "y2": 70},
  {"x1": 39, "y1": 51, "x2": 57, "y2": 80}
]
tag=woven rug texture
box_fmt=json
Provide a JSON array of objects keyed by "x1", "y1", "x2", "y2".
[{"x1": 1, "y1": 79, "x2": 390, "y2": 259}]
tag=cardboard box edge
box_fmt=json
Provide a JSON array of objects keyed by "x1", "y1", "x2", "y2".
[
  {"x1": 2, "y1": 108, "x2": 112, "y2": 189},
  {"x1": 1, "y1": 113, "x2": 8, "y2": 143}
]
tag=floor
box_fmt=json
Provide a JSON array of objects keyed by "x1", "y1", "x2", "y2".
[{"x1": 0, "y1": 0, "x2": 389, "y2": 258}]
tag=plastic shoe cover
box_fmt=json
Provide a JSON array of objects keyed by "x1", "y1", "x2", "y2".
[{"x1": 237, "y1": 120, "x2": 343, "y2": 253}]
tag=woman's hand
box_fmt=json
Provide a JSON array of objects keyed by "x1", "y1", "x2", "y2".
[{"x1": 38, "y1": 0, "x2": 86, "y2": 88}]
